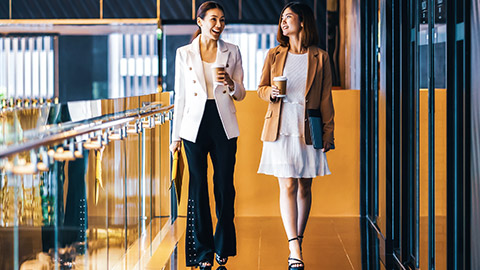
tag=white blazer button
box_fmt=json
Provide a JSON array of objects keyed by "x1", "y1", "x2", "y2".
[
  {"x1": 189, "y1": 67, "x2": 192, "y2": 70},
  {"x1": 194, "y1": 93, "x2": 198, "y2": 96},
  {"x1": 193, "y1": 80, "x2": 196, "y2": 83},
  {"x1": 223, "y1": 90, "x2": 227, "y2": 94}
]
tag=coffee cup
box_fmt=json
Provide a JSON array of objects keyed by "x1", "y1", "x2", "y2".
[
  {"x1": 212, "y1": 64, "x2": 225, "y2": 84},
  {"x1": 273, "y1": 76, "x2": 287, "y2": 97}
]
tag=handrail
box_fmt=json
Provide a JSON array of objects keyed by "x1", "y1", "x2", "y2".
[
  {"x1": 0, "y1": 104, "x2": 173, "y2": 159},
  {"x1": 22, "y1": 101, "x2": 168, "y2": 137}
]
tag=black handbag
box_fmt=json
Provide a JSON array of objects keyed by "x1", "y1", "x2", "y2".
[{"x1": 307, "y1": 109, "x2": 323, "y2": 149}]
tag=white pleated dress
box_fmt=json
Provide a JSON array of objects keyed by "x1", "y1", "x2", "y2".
[{"x1": 257, "y1": 52, "x2": 331, "y2": 178}]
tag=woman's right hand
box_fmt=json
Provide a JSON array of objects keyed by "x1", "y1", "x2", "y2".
[
  {"x1": 169, "y1": 141, "x2": 182, "y2": 154},
  {"x1": 270, "y1": 85, "x2": 280, "y2": 102}
]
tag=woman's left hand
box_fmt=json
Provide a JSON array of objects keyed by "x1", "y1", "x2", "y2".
[{"x1": 322, "y1": 142, "x2": 333, "y2": 153}]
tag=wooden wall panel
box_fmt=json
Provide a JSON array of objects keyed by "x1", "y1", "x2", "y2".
[
  {"x1": 160, "y1": 0, "x2": 192, "y2": 21},
  {"x1": 103, "y1": 0, "x2": 156, "y2": 19},
  {"x1": 195, "y1": 0, "x2": 239, "y2": 22},
  {"x1": 241, "y1": 0, "x2": 283, "y2": 23},
  {"x1": 0, "y1": 0, "x2": 7, "y2": 19},
  {"x1": 11, "y1": 0, "x2": 99, "y2": 19}
]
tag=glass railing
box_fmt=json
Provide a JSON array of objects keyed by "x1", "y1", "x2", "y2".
[{"x1": 0, "y1": 92, "x2": 173, "y2": 269}]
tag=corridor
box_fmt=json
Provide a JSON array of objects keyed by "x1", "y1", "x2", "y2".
[
  {"x1": 0, "y1": 0, "x2": 476, "y2": 269},
  {"x1": 163, "y1": 217, "x2": 361, "y2": 270}
]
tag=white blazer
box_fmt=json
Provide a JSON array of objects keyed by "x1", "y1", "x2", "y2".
[{"x1": 172, "y1": 36, "x2": 246, "y2": 143}]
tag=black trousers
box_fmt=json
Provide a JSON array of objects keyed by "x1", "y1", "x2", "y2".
[{"x1": 183, "y1": 100, "x2": 237, "y2": 266}]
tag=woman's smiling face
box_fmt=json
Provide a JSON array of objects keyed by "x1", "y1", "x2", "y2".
[
  {"x1": 280, "y1": 7, "x2": 302, "y2": 37},
  {"x1": 197, "y1": 8, "x2": 225, "y2": 41}
]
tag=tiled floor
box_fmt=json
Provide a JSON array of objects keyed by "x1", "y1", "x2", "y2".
[{"x1": 165, "y1": 217, "x2": 362, "y2": 270}]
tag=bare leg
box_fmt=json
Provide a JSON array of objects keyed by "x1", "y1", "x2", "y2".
[
  {"x1": 278, "y1": 178, "x2": 303, "y2": 266},
  {"x1": 297, "y1": 178, "x2": 313, "y2": 248}
]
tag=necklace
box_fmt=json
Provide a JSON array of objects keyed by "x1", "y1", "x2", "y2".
[
  {"x1": 288, "y1": 46, "x2": 308, "y2": 54},
  {"x1": 289, "y1": 47, "x2": 307, "y2": 54}
]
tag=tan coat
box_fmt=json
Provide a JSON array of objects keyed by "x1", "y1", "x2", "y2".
[{"x1": 257, "y1": 45, "x2": 334, "y2": 146}]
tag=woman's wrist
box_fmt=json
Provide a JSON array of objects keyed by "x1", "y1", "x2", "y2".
[
  {"x1": 228, "y1": 82, "x2": 234, "y2": 92},
  {"x1": 270, "y1": 92, "x2": 277, "y2": 102}
]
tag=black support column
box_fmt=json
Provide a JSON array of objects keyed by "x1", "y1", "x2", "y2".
[{"x1": 446, "y1": 0, "x2": 471, "y2": 269}]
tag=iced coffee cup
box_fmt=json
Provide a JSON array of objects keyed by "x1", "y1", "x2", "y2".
[
  {"x1": 212, "y1": 64, "x2": 225, "y2": 84},
  {"x1": 273, "y1": 76, "x2": 287, "y2": 97}
]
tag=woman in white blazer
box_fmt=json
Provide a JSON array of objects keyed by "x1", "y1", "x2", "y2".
[{"x1": 169, "y1": 2, "x2": 245, "y2": 269}]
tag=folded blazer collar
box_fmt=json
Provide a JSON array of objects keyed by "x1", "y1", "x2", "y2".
[
  {"x1": 189, "y1": 35, "x2": 230, "y2": 94},
  {"x1": 272, "y1": 45, "x2": 319, "y2": 97},
  {"x1": 190, "y1": 35, "x2": 228, "y2": 54}
]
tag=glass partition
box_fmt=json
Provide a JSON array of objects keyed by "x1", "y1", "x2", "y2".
[
  {"x1": 418, "y1": 1, "x2": 447, "y2": 268},
  {"x1": 0, "y1": 25, "x2": 159, "y2": 103},
  {"x1": 472, "y1": 1, "x2": 480, "y2": 268},
  {"x1": 418, "y1": 1, "x2": 430, "y2": 268},
  {"x1": 361, "y1": 0, "x2": 471, "y2": 268},
  {"x1": 0, "y1": 93, "x2": 173, "y2": 269},
  {"x1": 377, "y1": 0, "x2": 387, "y2": 250},
  {"x1": 0, "y1": 34, "x2": 57, "y2": 102},
  {"x1": 433, "y1": 7, "x2": 447, "y2": 269}
]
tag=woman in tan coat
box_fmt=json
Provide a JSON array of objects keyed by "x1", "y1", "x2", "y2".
[{"x1": 257, "y1": 2, "x2": 334, "y2": 270}]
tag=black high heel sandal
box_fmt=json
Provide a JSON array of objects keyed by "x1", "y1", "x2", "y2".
[
  {"x1": 288, "y1": 237, "x2": 304, "y2": 270},
  {"x1": 197, "y1": 261, "x2": 212, "y2": 270},
  {"x1": 215, "y1": 254, "x2": 228, "y2": 265},
  {"x1": 288, "y1": 258, "x2": 304, "y2": 270}
]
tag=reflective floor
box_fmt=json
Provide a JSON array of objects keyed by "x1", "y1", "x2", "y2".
[{"x1": 163, "y1": 217, "x2": 362, "y2": 270}]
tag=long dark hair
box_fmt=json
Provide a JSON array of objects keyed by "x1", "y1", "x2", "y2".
[
  {"x1": 192, "y1": 1, "x2": 225, "y2": 40},
  {"x1": 277, "y1": 2, "x2": 319, "y2": 48}
]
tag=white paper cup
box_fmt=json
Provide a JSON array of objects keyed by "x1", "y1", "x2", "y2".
[
  {"x1": 273, "y1": 76, "x2": 287, "y2": 97},
  {"x1": 212, "y1": 64, "x2": 225, "y2": 84}
]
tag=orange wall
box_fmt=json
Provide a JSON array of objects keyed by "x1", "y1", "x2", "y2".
[
  {"x1": 419, "y1": 89, "x2": 447, "y2": 217},
  {"x1": 178, "y1": 90, "x2": 361, "y2": 217},
  {"x1": 175, "y1": 89, "x2": 447, "y2": 218}
]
